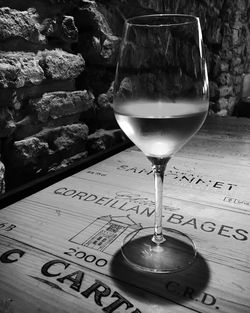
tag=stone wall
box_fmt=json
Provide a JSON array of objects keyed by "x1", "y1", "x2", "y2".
[
  {"x1": 0, "y1": 0, "x2": 125, "y2": 192},
  {"x1": 0, "y1": 0, "x2": 249, "y2": 193}
]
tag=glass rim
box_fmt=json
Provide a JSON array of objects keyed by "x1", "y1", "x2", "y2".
[{"x1": 126, "y1": 14, "x2": 199, "y2": 27}]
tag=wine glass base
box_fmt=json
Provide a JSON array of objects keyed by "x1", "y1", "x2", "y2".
[{"x1": 121, "y1": 227, "x2": 197, "y2": 273}]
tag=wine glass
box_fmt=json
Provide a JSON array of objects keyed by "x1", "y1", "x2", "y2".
[{"x1": 112, "y1": 14, "x2": 209, "y2": 273}]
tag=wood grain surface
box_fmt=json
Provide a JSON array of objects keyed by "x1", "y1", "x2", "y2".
[{"x1": 0, "y1": 116, "x2": 250, "y2": 313}]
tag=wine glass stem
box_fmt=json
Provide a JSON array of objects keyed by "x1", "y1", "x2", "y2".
[{"x1": 151, "y1": 158, "x2": 169, "y2": 245}]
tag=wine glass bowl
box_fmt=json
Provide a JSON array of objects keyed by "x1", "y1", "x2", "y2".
[{"x1": 113, "y1": 14, "x2": 209, "y2": 273}]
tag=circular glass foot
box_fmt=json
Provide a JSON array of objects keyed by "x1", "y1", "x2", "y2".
[{"x1": 121, "y1": 227, "x2": 197, "y2": 273}]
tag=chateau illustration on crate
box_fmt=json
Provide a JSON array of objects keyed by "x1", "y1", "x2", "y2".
[{"x1": 70, "y1": 215, "x2": 142, "y2": 255}]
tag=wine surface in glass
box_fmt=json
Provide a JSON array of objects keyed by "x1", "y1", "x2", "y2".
[{"x1": 115, "y1": 100, "x2": 208, "y2": 158}]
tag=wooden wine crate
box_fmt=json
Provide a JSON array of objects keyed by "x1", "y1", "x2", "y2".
[{"x1": 0, "y1": 116, "x2": 250, "y2": 313}]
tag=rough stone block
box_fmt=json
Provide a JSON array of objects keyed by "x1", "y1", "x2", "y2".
[
  {"x1": 219, "y1": 48, "x2": 233, "y2": 61},
  {"x1": 233, "y1": 75, "x2": 243, "y2": 86},
  {"x1": 35, "y1": 123, "x2": 89, "y2": 160},
  {"x1": 216, "y1": 109, "x2": 228, "y2": 116},
  {"x1": 217, "y1": 97, "x2": 230, "y2": 110},
  {"x1": 0, "y1": 7, "x2": 46, "y2": 44},
  {"x1": 97, "y1": 93, "x2": 112, "y2": 108},
  {"x1": 0, "y1": 51, "x2": 45, "y2": 88},
  {"x1": 232, "y1": 26, "x2": 243, "y2": 46},
  {"x1": 220, "y1": 61, "x2": 230, "y2": 72},
  {"x1": 78, "y1": 33, "x2": 120, "y2": 66},
  {"x1": 4, "y1": 136, "x2": 50, "y2": 188},
  {"x1": 232, "y1": 64, "x2": 245, "y2": 75},
  {"x1": 217, "y1": 96, "x2": 237, "y2": 112},
  {"x1": 87, "y1": 128, "x2": 127, "y2": 153},
  {"x1": 217, "y1": 72, "x2": 232, "y2": 86},
  {"x1": 29, "y1": 90, "x2": 94, "y2": 123},
  {"x1": 231, "y1": 57, "x2": 242, "y2": 67},
  {"x1": 6, "y1": 123, "x2": 89, "y2": 187},
  {"x1": 12, "y1": 137, "x2": 49, "y2": 167},
  {"x1": 0, "y1": 49, "x2": 84, "y2": 89},
  {"x1": 41, "y1": 15, "x2": 78, "y2": 43},
  {"x1": 38, "y1": 49, "x2": 85, "y2": 80},
  {"x1": 219, "y1": 85, "x2": 233, "y2": 97},
  {"x1": 0, "y1": 6, "x2": 80, "y2": 51}
]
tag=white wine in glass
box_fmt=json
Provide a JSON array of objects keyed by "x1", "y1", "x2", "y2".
[{"x1": 113, "y1": 14, "x2": 209, "y2": 273}]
